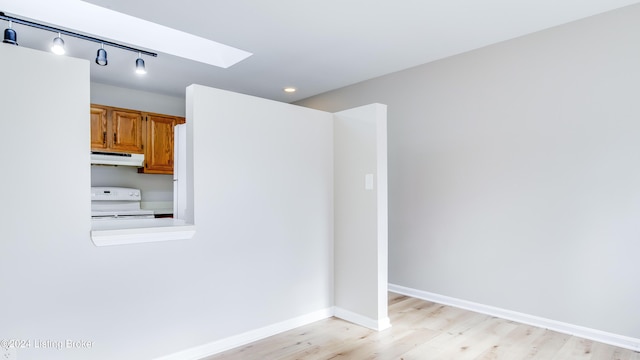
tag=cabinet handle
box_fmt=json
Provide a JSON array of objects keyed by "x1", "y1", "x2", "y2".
[
  {"x1": 102, "y1": 131, "x2": 106, "y2": 145},
  {"x1": 113, "y1": 133, "x2": 117, "y2": 144}
]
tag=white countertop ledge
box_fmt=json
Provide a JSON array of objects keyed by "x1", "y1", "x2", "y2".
[{"x1": 91, "y1": 218, "x2": 196, "y2": 246}]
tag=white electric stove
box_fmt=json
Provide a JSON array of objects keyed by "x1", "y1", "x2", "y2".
[{"x1": 91, "y1": 187, "x2": 155, "y2": 220}]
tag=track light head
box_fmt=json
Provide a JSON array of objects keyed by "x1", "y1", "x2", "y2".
[
  {"x1": 51, "y1": 33, "x2": 65, "y2": 55},
  {"x1": 3, "y1": 21, "x2": 17, "y2": 45},
  {"x1": 135, "y1": 55, "x2": 146, "y2": 75},
  {"x1": 96, "y1": 44, "x2": 107, "y2": 66}
]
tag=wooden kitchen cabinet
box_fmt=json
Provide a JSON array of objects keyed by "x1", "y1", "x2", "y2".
[
  {"x1": 90, "y1": 105, "x2": 144, "y2": 154},
  {"x1": 90, "y1": 104, "x2": 184, "y2": 175},
  {"x1": 110, "y1": 110, "x2": 144, "y2": 153},
  {"x1": 90, "y1": 106, "x2": 108, "y2": 150},
  {"x1": 141, "y1": 113, "x2": 181, "y2": 174}
]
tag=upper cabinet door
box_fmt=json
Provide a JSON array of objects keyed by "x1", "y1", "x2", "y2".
[
  {"x1": 111, "y1": 110, "x2": 144, "y2": 153},
  {"x1": 90, "y1": 106, "x2": 108, "y2": 150},
  {"x1": 144, "y1": 114, "x2": 176, "y2": 174}
]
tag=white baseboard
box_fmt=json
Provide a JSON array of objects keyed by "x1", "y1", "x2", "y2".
[
  {"x1": 153, "y1": 307, "x2": 334, "y2": 360},
  {"x1": 333, "y1": 306, "x2": 392, "y2": 331},
  {"x1": 388, "y1": 283, "x2": 640, "y2": 352}
]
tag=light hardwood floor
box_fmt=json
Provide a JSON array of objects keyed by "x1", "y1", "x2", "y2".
[{"x1": 203, "y1": 293, "x2": 640, "y2": 359}]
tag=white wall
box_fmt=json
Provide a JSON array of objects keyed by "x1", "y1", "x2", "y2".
[
  {"x1": 333, "y1": 104, "x2": 389, "y2": 329},
  {"x1": 297, "y1": 4, "x2": 640, "y2": 340},
  {"x1": 90, "y1": 82, "x2": 185, "y2": 117},
  {"x1": 0, "y1": 46, "x2": 333, "y2": 360},
  {"x1": 0, "y1": 44, "x2": 94, "y2": 360},
  {"x1": 181, "y1": 84, "x2": 334, "y2": 351}
]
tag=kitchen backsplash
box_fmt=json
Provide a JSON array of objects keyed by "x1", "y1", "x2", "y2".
[{"x1": 91, "y1": 165, "x2": 173, "y2": 202}]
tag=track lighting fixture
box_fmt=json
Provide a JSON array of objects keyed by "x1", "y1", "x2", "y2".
[
  {"x1": 135, "y1": 52, "x2": 146, "y2": 75},
  {"x1": 3, "y1": 20, "x2": 17, "y2": 45},
  {"x1": 51, "y1": 33, "x2": 65, "y2": 55},
  {"x1": 96, "y1": 43, "x2": 107, "y2": 66},
  {"x1": 1, "y1": 12, "x2": 156, "y2": 76}
]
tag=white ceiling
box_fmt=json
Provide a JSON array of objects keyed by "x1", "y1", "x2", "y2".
[{"x1": 3, "y1": 0, "x2": 640, "y2": 102}]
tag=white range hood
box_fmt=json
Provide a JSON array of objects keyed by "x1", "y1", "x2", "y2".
[{"x1": 91, "y1": 151, "x2": 144, "y2": 167}]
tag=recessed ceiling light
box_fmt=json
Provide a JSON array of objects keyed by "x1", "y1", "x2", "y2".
[{"x1": 284, "y1": 87, "x2": 296, "y2": 93}]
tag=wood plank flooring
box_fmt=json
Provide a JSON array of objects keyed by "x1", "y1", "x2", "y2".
[{"x1": 202, "y1": 293, "x2": 640, "y2": 359}]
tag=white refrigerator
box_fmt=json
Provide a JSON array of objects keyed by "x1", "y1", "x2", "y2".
[{"x1": 173, "y1": 123, "x2": 187, "y2": 220}]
